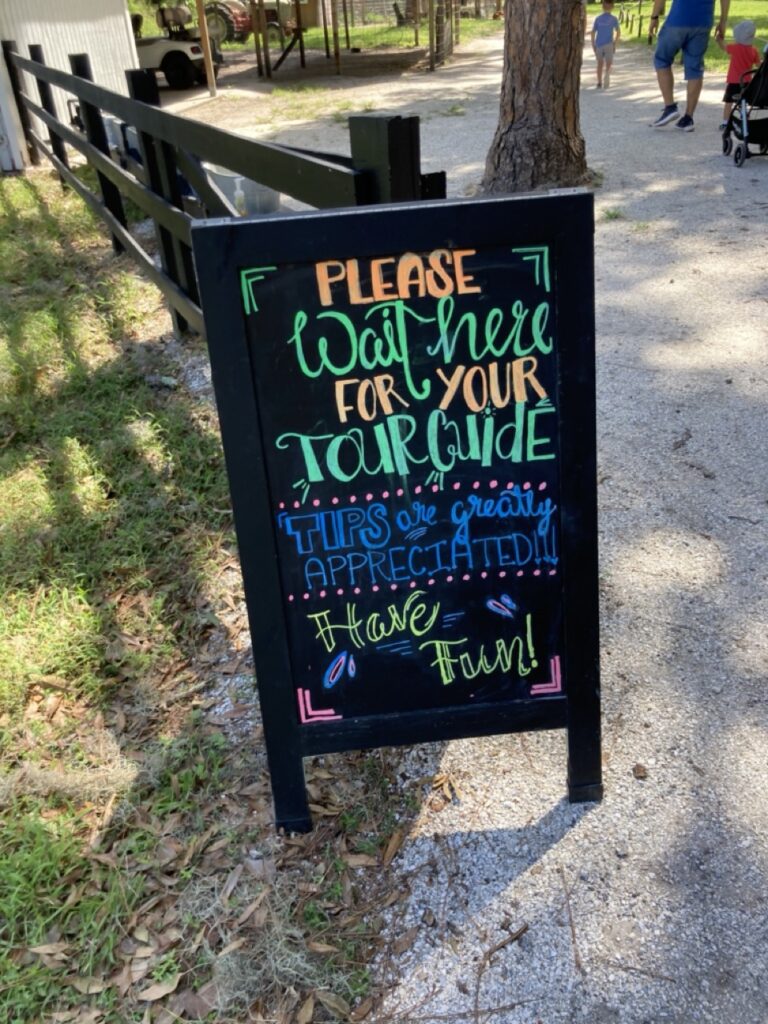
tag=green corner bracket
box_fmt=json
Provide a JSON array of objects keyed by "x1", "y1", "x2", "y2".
[
  {"x1": 511, "y1": 247, "x2": 551, "y2": 292},
  {"x1": 240, "y1": 266, "x2": 278, "y2": 315}
]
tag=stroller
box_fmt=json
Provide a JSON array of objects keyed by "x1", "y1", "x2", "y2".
[{"x1": 722, "y1": 48, "x2": 768, "y2": 166}]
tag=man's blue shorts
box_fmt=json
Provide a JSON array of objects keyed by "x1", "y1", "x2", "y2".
[{"x1": 654, "y1": 24, "x2": 711, "y2": 79}]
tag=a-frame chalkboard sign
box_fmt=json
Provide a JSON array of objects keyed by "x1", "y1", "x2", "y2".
[{"x1": 191, "y1": 192, "x2": 602, "y2": 832}]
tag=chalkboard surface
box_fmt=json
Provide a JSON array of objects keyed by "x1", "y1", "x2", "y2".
[{"x1": 192, "y1": 193, "x2": 601, "y2": 830}]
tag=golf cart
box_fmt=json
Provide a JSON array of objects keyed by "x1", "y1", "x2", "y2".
[{"x1": 132, "y1": 4, "x2": 222, "y2": 89}]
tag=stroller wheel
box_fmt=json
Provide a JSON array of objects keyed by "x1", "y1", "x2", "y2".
[
  {"x1": 734, "y1": 144, "x2": 747, "y2": 167},
  {"x1": 722, "y1": 135, "x2": 733, "y2": 156}
]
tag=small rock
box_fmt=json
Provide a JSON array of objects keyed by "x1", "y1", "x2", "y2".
[
  {"x1": 146, "y1": 374, "x2": 178, "y2": 389},
  {"x1": 632, "y1": 763, "x2": 648, "y2": 780}
]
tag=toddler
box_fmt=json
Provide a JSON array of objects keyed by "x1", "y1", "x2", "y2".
[{"x1": 716, "y1": 20, "x2": 760, "y2": 129}]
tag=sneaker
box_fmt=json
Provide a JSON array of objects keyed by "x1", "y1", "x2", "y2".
[
  {"x1": 719, "y1": 120, "x2": 728, "y2": 131},
  {"x1": 651, "y1": 104, "x2": 679, "y2": 127},
  {"x1": 676, "y1": 114, "x2": 695, "y2": 131},
  {"x1": 596, "y1": 82, "x2": 602, "y2": 88}
]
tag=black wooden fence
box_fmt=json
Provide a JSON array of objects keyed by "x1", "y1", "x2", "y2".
[{"x1": 2, "y1": 41, "x2": 446, "y2": 337}]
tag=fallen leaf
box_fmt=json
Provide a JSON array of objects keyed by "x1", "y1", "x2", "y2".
[
  {"x1": 132, "y1": 945, "x2": 157, "y2": 958},
  {"x1": 307, "y1": 941, "x2": 339, "y2": 954},
  {"x1": 219, "y1": 938, "x2": 247, "y2": 957},
  {"x1": 207, "y1": 836, "x2": 231, "y2": 854},
  {"x1": 69, "y1": 976, "x2": 107, "y2": 995},
  {"x1": 155, "y1": 839, "x2": 181, "y2": 866},
  {"x1": 316, "y1": 991, "x2": 350, "y2": 1019},
  {"x1": 392, "y1": 926, "x2": 419, "y2": 955},
  {"x1": 350, "y1": 997, "x2": 374, "y2": 1021},
  {"x1": 236, "y1": 890, "x2": 268, "y2": 925},
  {"x1": 297, "y1": 994, "x2": 315, "y2": 1024},
  {"x1": 179, "y1": 824, "x2": 219, "y2": 869},
  {"x1": 177, "y1": 980, "x2": 219, "y2": 1017},
  {"x1": 29, "y1": 942, "x2": 70, "y2": 956},
  {"x1": 112, "y1": 962, "x2": 133, "y2": 998},
  {"x1": 220, "y1": 864, "x2": 243, "y2": 905},
  {"x1": 129, "y1": 960, "x2": 152, "y2": 985},
  {"x1": 308, "y1": 803, "x2": 341, "y2": 817},
  {"x1": 345, "y1": 854, "x2": 378, "y2": 868},
  {"x1": 138, "y1": 974, "x2": 181, "y2": 1001},
  {"x1": 73, "y1": 1011, "x2": 105, "y2": 1024},
  {"x1": 88, "y1": 853, "x2": 118, "y2": 869},
  {"x1": 382, "y1": 830, "x2": 404, "y2": 867}
]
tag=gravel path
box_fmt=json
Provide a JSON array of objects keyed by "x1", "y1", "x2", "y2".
[{"x1": 176, "y1": 34, "x2": 768, "y2": 1022}]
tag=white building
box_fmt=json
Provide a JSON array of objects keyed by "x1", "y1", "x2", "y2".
[{"x1": 0, "y1": 0, "x2": 138, "y2": 171}]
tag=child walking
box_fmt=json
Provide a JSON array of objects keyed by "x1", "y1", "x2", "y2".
[
  {"x1": 716, "y1": 20, "x2": 760, "y2": 129},
  {"x1": 591, "y1": 0, "x2": 621, "y2": 88}
]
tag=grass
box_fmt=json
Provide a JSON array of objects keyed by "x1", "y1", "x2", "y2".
[
  {"x1": 0, "y1": 804, "x2": 144, "y2": 1020},
  {"x1": 0, "y1": 170, "x2": 422, "y2": 1022},
  {"x1": 0, "y1": 171, "x2": 230, "y2": 1019},
  {"x1": 222, "y1": 8, "x2": 504, "y2": 54},
  {"x1": 588, "y1": 0, "x2": 768, "y2": 71},
  {"x1": 0, "y1": 174, "x2": 230, "y2": 720},
  {"x1": 130, "y1": 0, "x2": 504, "y2": 59}
]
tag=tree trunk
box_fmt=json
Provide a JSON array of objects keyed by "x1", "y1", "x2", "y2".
[{"x1": 483, "y1": 0, "x2": 587, "y2": 193}]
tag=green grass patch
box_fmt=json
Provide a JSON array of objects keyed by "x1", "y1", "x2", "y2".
[
  {"x1": 0, "y1": 143, "x2": 431, "y2": 1022},
  {"x1": 0, "y1": 174, "x2": 230, "y2": 720},
  {"x1": 222, "y1": 8, "x2": 504, "y2": 55},
  {"x1": 0, "y1": 169, "x2": 240, "y2": 1019},
  {"x1": 0, "y1": 802, "x2": 145, "y2": 1021}
]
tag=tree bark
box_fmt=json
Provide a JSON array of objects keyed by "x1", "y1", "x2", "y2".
[{"x1": 483, "y1": 0, "x2": 587, "y2": 193}]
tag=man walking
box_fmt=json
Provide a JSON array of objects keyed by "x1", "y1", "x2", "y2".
[{"x1": 649, "y1": 0, "x2": 730, "y2": 131}]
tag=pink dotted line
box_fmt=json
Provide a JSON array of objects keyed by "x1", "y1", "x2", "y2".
[
  {"x1": 287, "y1": 566, "x2": 557, "y2": 601},
  {"x1": 278, "y1": 479, "x2": 548, "y2": 511}
]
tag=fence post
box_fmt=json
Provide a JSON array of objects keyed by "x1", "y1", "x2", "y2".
[
  {"x1": 69, "y1": 53, "x2": 126, "y2": 253},
  {"x1": 320, "y1": 0, "x2": 331, "y2": 59},
  {"x1": 330, "y1": 0, "x2": 341, "y2": 75},
  {"x1": 294, "y1": 0, "x2": 307, "y2": 68},
  {"x1": 248, "y1": 1, "x2": 265, "y2": 78},
  {"x1": 126, "y1": 68, "x2": 198, "y2": 338},
  {"x1": 2, "y1": 40, "x2": 40, "y2": 165},
  {"x1": 349, "y1": 114, "x2": 422, "y2": 202},
  {"x1": 28, "y1": 45, "x2": 69, "y2": 182},
  {"x1": 428, "y1": 0, "x2": 436, "y2": 71},
  {"x1": 257, "y1": 0, "x2": 273, "y2": 79}
]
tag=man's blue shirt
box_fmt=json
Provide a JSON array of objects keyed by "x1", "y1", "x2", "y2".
[{"x1": 665, "y1": 0, "x2": 716, "y2": 28}]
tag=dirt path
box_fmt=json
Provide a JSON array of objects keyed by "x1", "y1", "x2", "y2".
[{"x1": 174, "y1": 34, "x2": 768, "y2": 1023}]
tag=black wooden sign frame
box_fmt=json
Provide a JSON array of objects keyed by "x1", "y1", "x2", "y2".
[{"x1": 192, "y1": 192, "x2": 601, "y2": 832}]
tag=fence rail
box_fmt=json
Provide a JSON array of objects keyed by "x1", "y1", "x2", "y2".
[{"x1": 3, "y1": 41, "x2": 446, "y2": 337}]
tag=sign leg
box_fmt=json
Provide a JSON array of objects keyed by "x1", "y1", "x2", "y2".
[
  {"x1": 270, "y1": 752, "x2": 311, "y2": 833},
  {"x1": 567, "y1": 714, "x2": 603, "y2": 803}
]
